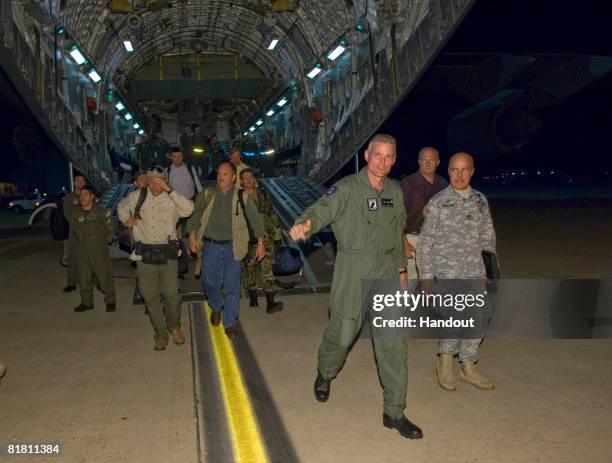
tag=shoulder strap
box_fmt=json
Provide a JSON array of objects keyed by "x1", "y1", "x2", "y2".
[
  {"x1": 204, "y1": 186, "x2": 215, "y2": 205},
  {"x1": 186, "y1": 164, "x2": 197, "y2": 185},
  {"x1": 237, "y1": 189, "x2": 255, "y2": 242},
  {"x1": 133, "y1": 188, "x2": 148, "y2": 220}
]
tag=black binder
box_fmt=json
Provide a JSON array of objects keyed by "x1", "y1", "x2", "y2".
[{"x1": 482, "y1": 250, "x2": 501, "y2": 280}]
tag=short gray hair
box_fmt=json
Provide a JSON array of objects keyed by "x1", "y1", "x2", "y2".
[
  {"x1": 368, "y1": 134, "x2": 396, "y2": 152},
  {"x1": 418, "y1": 147, "x2": 439, "y2": 160}
]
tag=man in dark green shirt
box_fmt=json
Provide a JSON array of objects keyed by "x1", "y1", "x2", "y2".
[{"x1": 187, "y1": 162, "x2": 265, "y2": 337}]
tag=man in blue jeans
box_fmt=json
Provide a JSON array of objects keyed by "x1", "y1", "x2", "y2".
[{"x1": 187, "y1": 162, "x2": 265, "y2": 337}]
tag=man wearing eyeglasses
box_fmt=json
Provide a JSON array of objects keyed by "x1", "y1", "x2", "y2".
[
  {"x1": 400, "y1": 147, "x2": 448, "y2": 280},
  {"x1": 118, "y1": 166, "x2": 194, "y2": 351}
]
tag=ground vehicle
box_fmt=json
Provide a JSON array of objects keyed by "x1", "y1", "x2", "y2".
[{"x1": 8, "y1": 191, "x2": 45, "y2": 214}]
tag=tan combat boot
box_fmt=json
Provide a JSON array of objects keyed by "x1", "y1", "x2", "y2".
[
  {"x1": 154, "y1": 338, "x2": 168, "y2": 351},
  {"x1": 436, "y1": 354, "x2": 456, "y2": 391},
  {"x1": 171, "y1": 327, "x2": 185, "y2": 345},
  {"x1": 460, "y1": 362, "x2": 495, "y2": 390}
]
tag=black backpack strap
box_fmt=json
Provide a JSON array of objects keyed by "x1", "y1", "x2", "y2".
[
  {"x1": 237, "y1": 189, "x2": 255, "y2": 243},
  {"x1": 185, "y1": 163, "x2": 197, "y2": 185},
  {"x1": 133, "y1": 188, "x2": 148, "y2": 220}
]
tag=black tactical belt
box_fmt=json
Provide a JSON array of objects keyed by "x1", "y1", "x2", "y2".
[{"x1": 204, "y1": 237, "x2": 231, "y2": 245}]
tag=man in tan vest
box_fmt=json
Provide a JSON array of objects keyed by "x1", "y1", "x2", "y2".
[{"x1": 187, "y1": 162, "x2": 265, "y2": 338}]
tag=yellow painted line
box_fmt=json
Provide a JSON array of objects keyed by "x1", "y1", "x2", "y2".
[{"x1": 204, "y1": 302, "x2": 269, "y2": 463}]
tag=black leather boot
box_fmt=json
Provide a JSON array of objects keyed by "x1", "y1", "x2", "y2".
[
  {"x1": 382, "y1": 414, "x2": 423, "y2": 439},
  {"x1": 314, "y1": 372, "x2": 331, "y2": 402},
  {"x1": 248, "y1": 290, "x2": 258, "y2": 307},
  {"x1": 265, "y1": 292, "x2": 283, "y2": 313}
]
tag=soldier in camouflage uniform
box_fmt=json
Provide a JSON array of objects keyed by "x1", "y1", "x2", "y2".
[
  {"x1": 240, "y1": 168, "x2": 283, "y2": 313},
  {"x1": 62, "y1": 174, "x2": 86, "y2": 293},
  {"x1": 68, "y1": 186, "x2": 116, "y2": 313},
  {"x1": 417, "y1": 152, "x2": 497, "y2": 391}
]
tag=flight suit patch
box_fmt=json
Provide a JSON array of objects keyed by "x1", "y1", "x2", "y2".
[
  {"x1": 367, "y1": 198, "x2": 378, "y2": 211},
  {"x1": 78, "y1": 215, "x2": 85, "y2": 222},
  {"x1": 381, "y1": 198, "x2": 394, "y2": 207},
  {"x1": 326, "y1": 186, "x2": 337, "y2": 195}
]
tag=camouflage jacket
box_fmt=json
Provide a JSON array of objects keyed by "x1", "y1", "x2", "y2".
[{"x1": 417, "y1": 186, "x2": 496, "y2": 279}]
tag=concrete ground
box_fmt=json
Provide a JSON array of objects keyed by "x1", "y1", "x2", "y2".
[
  {"x1": 239, "y1": 295, "x2": 612, "y2": 463},
  {"x1": 0, "y1": 199, "x2": 611, "y2": 462},
  {"x1": 0, "y1": 234, "x2": 197, "y2": 463}
]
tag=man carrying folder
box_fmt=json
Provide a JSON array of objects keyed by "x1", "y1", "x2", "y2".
[{"x1": 417, "y1": 152, "x2": 498, "y2": 391}]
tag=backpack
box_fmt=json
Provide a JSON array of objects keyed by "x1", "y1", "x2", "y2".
[
  {"x1": 117, "y1": 188, "x2": 148, "y2": 253},
  {"x1": 50, "y1": 197, "x2": 69, "y2": 241},
  {"x1": 272, "y1": 246, "x2": 303, "y2": 276}
]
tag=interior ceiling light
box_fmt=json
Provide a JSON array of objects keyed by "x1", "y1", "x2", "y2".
[
  {"x1": 243, "y1": 131, "x2": 249, "y2": 136},
  {"x1": 306, "y1": 64, "x2": 322, "y2": 79},
  {"x1": 249, "y1": 126, "x2": 256, "y2": 132},
  {"x1": 267, "y1": 39, "x2": 279, "y2": 50},
  {"x1": 88, "y1": 68, "x2": 102, "y2": 83},
  {"x1": 256, "y1": 119, "x2": 263, "y2": 126},
  {"x1": 138, "y1": 129, "x2": 145, "y2": 135},
  {"x1": 69, "y1": 46, "x2": 86, "y2": 65},
  {"x1": 326, "y1": 44, "x2": 346, "y2": 61},
  {"x1": 125, "y1": 113, "x2": 133, "y2": 120},
  {"x1": 266, "y1": 109, "x2": 275, "y2": 116},
  {"x1": 276, "y1": 96, "x2": 288, "y2": 107},
  {"x1": 115, "y1": 102, "x2": 125, "y2": 111},
  {"x1": 123, "y1": 40, "x2": 134, "y2": 52},
  {"x1": 133, "y1": 123, "x2": 140, "y2": 129}
]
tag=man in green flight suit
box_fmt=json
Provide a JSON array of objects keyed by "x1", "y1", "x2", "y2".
[
  {"x1": 68, "y1": 185, "x2": 116, "y2": 313},
  {"x1": 290, "y1": 134, "x2": 423, "y2": 439},
  {"x1": 240, "y1": 168, "x2": 283, "y2": 313},
  {"x1": 62, "y1": 173, "x2": 86, "y2": 293}
]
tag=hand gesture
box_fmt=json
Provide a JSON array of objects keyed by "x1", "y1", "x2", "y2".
[
  {"x1": 289, "y1": 220, "x2": 312, "y2": 242},
  {"x1": 256, "y1": 242, "x2": 266, "y2": 261},
  {"x1": 125, "y1": 217, "x2": 138, "y2": 229}
]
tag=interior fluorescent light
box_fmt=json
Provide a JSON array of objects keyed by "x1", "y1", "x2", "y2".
[
  {"x1": 249, "y1": 126, "x2": 256, "y2": 132},
  {"x1": 133, "y1": 123, "x2": 140, "y2": 129},
  {"x1": 69, "y1": 46, "x2": 86, "y2": 65},
  {"x1": 243, "y1": 131, "x2": 249, "y2": 136},
  {"x1": 307, "y1": 65, "x2": 322, "y2": 79},
  {"x1": 125, "y1": 113, "x2": 133, "y2": 120},
  {"x1": 123, "y1": 40, "x2": 134, "y2": 52},
  {"x1": 115, "y1": 102, "x2": 125, "y2": 111},
  {"x1": 256, "y1": 119, "x2": 263, "y2": 126},
  {"x1": 88, "y1": 68, "x2": 102, "y2": 83},
  {"x1": 326, "y1": 44, "x2": 346, "y2": 61},
  {"x1": 276, "y1": 97, "x2": 288, "y2": 107},
  {"x1": 138, "y1": 129, "x2": 145, "y2": 135},
  {"x1": 267, "y1": 39, "x2": 279, "y2": 50},
  {"x1": 266, "y1": 109, "x2": 275, "y2": 116}
]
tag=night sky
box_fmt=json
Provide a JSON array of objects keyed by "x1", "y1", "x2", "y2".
[{"x1": 377, "y1": 0, "x2": 612, "y2": 180}]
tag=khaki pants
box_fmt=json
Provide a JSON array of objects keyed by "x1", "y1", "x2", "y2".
[
  {"x1": 405, "y1": 233, "x2": 419, "y2": 280},
  {"x1": 137, "y1": 260, "x2": 182, "y2": 341}
]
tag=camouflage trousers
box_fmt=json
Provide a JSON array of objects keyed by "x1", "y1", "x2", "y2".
[
  {"x1": 438, "y1": 338, "x2": 482, "y2": 363},
  {"x1": 243, "y1": 241, "x2": 275, "y2": 292}
]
